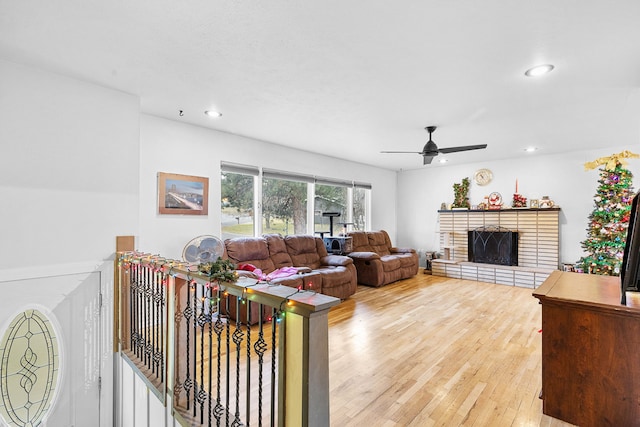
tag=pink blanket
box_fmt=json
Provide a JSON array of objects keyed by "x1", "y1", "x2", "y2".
[{"x1": 237, "y1": 264, "x2": 298, "y2": 281}]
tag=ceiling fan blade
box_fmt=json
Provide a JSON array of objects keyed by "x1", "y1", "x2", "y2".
[
  {"x1": 380, "y1": 151, "x2": 422, "y2": 154},
  {"x1": 423, "y1": 155, "x2": 435, "y2": 165},
  {"x1": 438, "y1": 144, "x2": 487, "y2": 154}
]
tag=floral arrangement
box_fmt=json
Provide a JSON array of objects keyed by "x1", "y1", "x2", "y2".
[
  {"x1": 512, "y1": 193, "x2": 527, "y2": 208},
  {"x1": 197, "y1": 258, "x2": 238, "y2": 282}
]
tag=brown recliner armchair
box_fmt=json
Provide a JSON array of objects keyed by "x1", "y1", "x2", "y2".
[
  {"x1": 283, "y1": 234, "x2": 357, "y2": 300},
  {"x1": 347, "y1": 230, "x2": 419, "y2": 287}
]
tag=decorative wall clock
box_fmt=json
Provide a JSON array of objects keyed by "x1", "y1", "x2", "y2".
[{"x1": 474, "y1": 168, "x2": 493, "y2": 186}]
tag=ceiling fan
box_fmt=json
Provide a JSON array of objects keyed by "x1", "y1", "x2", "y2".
[{"x1": 381, "y1": 126, "x2": 488, "y2": 165}]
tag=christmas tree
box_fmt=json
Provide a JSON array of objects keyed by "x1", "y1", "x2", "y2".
[{"x1": 580, "y1": 151, "x2": 638, "y2": 275}]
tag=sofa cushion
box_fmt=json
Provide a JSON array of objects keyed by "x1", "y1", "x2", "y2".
[
  {"x1": 396, "y1": 252, "x2": 417, "y2": 268},
  {"x1": 263, "y1": 234, "x2": 294, "y2": 269},
  {"x1": 349, "y1": 231, "x2": 373, "y2": 252},
  {"x1": 224, "y1": 237, "x2": 276, "y2": 273},
  {"x1": 368, "y1": 231, "x2": 391, "y2": 256},
  {"x1": 284, "y1": 235, "x2": 323, "y2": 269},
  {"x1": 380, "y1": 255, "x2": 401, "y2": 271},
  {"x1": 314, "y1": 265, "x2": 352, "y2": 288}
]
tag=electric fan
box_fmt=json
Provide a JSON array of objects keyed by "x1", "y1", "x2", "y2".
[{"x1": 182, "y1": 235, "x2": 225, "y2": 264}]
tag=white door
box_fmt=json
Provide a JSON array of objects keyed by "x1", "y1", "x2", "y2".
[{"x1": 0, "y1": 271, "x2": 101, "y2": 426}]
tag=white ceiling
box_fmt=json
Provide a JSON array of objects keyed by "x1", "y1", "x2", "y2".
[{"x1": 2, "y1": 1, "x2": 639, "y2": 171}]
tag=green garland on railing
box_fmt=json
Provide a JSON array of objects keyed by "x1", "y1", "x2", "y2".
[{"x1": 197, "y1": 258, "x2": 238, "y2": 282}]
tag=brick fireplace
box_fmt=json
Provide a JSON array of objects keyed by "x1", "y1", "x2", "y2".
[{"x1": 432, "y1": 208, "x2": 560, "y2": 288}]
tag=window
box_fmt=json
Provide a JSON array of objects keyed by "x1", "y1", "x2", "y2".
[
  {"x1": 262, "y1": 170, "x2": 312, "y2": 235},
  {"x1": 353, "y1": 183, "x2": 371, "y2": 232},
  {"x1": 314, "y1": 181, "x2": 349, "y2": 236},
  {"x1": 220, "y1": 163, "x2": 258, "y2": 240},
  {"x1": 221, "y1": 163, "x2": 371, "y2": 238}
]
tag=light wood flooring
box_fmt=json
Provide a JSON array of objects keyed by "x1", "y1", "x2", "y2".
[{"x1": 327, "y1": 271, "x2": 574, "y2": 426}]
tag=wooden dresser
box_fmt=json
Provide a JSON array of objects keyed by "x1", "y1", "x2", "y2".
[{"x1": 533, "y1": 271, "x2": 640, "y2": 426}]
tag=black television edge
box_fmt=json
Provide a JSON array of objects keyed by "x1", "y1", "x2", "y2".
[{"x1": 621, "y1": 192, "x2": 640, "y2": 304}]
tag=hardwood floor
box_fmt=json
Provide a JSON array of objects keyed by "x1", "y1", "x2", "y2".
[{"x1": 327, "y1": 271, "x2": 574, "y2": 426}]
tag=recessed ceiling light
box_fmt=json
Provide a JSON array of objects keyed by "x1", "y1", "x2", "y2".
[
  {"x1": 524, "y1": 147, "x2": 538, "y2": 152},
  {"x1": 204, "y1": 110, "x2": 222, "y2": 118},
  {"x1": 524, "y1": 64, "x2": 554, "y2": 77},
  {"x1": 439, "y1": 158, "x2": 448, "y2": 164}
]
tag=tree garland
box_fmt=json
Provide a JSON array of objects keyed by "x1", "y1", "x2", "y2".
[
  {"x1": 579, "y1": 151, "x2": 638, "y2": 275},
  {"x1": 452, "y1": 177, "x2": 470, "y2": 209}
]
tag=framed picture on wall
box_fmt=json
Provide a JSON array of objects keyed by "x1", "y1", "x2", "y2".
[{"x1": 158, "y1": 172, "x2": 209, "y2": 215}]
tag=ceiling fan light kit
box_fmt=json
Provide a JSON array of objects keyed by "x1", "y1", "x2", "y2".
[
  {"x1": 204, "y1": 110, "x2": 222, "y2": 118},
  {"x1": 524, "y1": 64, "x2": 554, "y2": 77},
  {"x1": 381, "y1": 125, "x2": 488, "y2": 165}
]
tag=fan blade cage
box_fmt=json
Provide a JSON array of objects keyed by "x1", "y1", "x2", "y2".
[{"x1": 182, "y1": 235, "x2": 225, "y2": 263}]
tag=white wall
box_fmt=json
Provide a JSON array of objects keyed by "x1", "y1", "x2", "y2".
[
  {"x1": 397, "y1": 145, "x2": 640, "y2": 266},
  {"x1": 0, "y1": 59, "x2": 140, "y2": 272},
  {"x1": 138, "y1": 114, "x2": 397, "y2": 260},
  {"x1": 0, "y1": 59, "x2": 140, "y2": 426}
]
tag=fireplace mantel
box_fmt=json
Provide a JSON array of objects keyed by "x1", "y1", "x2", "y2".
[
  {"x1": 437, "y1": 207, "x2": 561, "y2": 213},
  {"x1": 434, "y1": 208, "x2": 560, "y2": 288}
]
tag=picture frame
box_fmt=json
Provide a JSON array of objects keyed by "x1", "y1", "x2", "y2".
[
  {"x1": 530, "y1": 199, "x2": 539, "y2": 209},
  {"x1": 158, "y1": 172, "x2": 209, "y2": 215}
]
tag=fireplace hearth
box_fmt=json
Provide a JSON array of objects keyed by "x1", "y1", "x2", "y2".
[{"x1": 468, "y1": 226, "x2": 518, "y2": 266}]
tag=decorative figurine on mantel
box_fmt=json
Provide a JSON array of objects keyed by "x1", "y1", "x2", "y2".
[
  {"x1": 488, "y1": 191, "x2": 503, "y2": 210},
  {"x1": 512, "y1": 194, "x2": 527, "y2": 207},
  {"x1": 539, "y1": 196, "x2": 555, "y2": 208},
  {"x1": 512, "y1": 179, "x2": 527, "y2": 208}
]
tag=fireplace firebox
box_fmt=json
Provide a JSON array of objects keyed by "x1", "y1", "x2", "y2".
[{"x1": 468, "y1": 226, "x2": 518, "y2": 266}]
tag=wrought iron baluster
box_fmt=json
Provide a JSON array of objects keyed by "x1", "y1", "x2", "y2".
[
  {"x1": 245, "y1": 300, "x2": 252, "y2": 427},
  {"x1": 144, "y1": 265, "x2": 150, "y2": 366},
  {"x1": 193, "y1": 280, "x2": 199, "y2": 419},
  {"x1": 132, "y1": 265, "x2": 138, "y2": 357},
  {"x1": 225, "y1": 295, "x2": 231, "y2": 427},
  {"x1": 207, "y1": 283, "x2": 213, "y2": 427},
  {"x1": 146, "y1": 266, "x2": 153, "y2": 369},
  {"x1": 160, "y1": 274, "x2": 165, "y2": 383},
  {"x1": 129, "y1": 265, "x2": 136, "y2": 354},
  {"x1": 270, "y1": 308, "x2": 277, "y2": 427},
  {"x1": 154, "y1": 270, "x2": 165, "y2": 381},
  {"x1": 141, "y1": 265, "x2": 146, "y2": 363},
  {"x1": 134, "y1": 265, "x2": 140, "y2": 357},
  {"x1": 197, "y1": 282, "x2": 209, "y2": 424},
  {"x1": 254, "y1": 304, "x2": 268, "y2": 427},
  {"x1": 151, "y1": 267, "x2": 157, "y2": 376},
  {"x1": 137, "y1": 265, "x2": 144, "y2": 358},
  {"x1": 173, "y1": 286, "x2": 184, "y2": 411},
  {"x1": 231, "y1": 297, "x2": 245, "y2": 427},
  {"x1": 183, "y1": 280, "x2": 193, "y2": 411},
  {"x1": 213, "y1": 286, "x2": 225, "y2": 427}
]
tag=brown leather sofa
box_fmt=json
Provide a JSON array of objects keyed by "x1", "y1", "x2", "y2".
[
  {"x1": 346, "y1": 230, "x2": 419, "y2": 287},
  {"x1": 223, "y1": 233, "x2": 357, "y2": 300}
]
